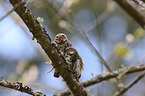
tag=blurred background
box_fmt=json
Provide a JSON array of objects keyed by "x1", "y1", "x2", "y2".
[{"x1": 0, "y1": 0, "x2": 145, "y2": 96}]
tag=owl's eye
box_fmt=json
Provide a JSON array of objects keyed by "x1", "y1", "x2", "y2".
[{"x1": 62, "y1": 36, "x2": 66, "y2": 40}]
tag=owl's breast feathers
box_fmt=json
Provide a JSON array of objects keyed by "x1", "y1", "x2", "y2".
[{"x1": 64, "y1": 47, "x2": 84, "y2": 80}]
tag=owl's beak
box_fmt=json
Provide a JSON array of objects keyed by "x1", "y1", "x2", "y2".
[{"x1": 58, "y1": 37, "x2": 63, "y2": 42}]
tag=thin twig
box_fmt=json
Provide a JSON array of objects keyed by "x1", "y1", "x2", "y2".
[
  {"x1": 57, "y1": 65, "x2": 145, "y2": 96},
  {"x1": 114, "y1": 70, "x2": 145, "y2": 96},
  {"x1": 115, "y1": 55, "x2": 145, "y2": 95},
  {"x1": 117, "y1": 55, "x2": 145, "y2": 79},
  {"x1": 69, "y1": 10, "x2": 112, "y2": 72},
  {"x1": 0, "y1": 80, "x2": 46, "y2": 96},
  {"x1": 0, "y1": 8, "x2": 14, "y2": 21},
  {"x1": 0, "y1": 0, "x2": 27, "y2": 21},
  {"x1": 45, "y1": 67, "x2": 54, "y2": 73},
  {"x1": 86, "y1": 0, "x2": 105, "y2": 95}
]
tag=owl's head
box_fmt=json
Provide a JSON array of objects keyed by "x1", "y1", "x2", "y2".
[{"x1": 55, "y1": 33, "x2": 68, "y2": 44}]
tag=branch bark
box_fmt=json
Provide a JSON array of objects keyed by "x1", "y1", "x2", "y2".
[
  {"x1": 0, "y1": 80, "x2": 46, "y2": 96},
  {"x1": 9, "y1": 0, "x2": 88, "y2": 96},
  {"x1": 114, "y1": 0, "x2": 145, "y2": 29},
  {"x1": 114, "y1": 70, "x2": 145, "y2": 96},
  {"x1": 58, "y1": 65, "x2": 145, "y2": 96}
]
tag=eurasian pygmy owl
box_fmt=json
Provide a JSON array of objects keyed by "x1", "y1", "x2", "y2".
[
  {"x1": 53, "y1": 33, "x2": 72, "y2": 78},
  {"x1": 53, "y1": 33, "x2": 84, "y2": 80}
]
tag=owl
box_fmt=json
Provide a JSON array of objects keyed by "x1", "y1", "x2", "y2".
[
  {"x1": 53, "y1": 33, "x2": 72, "y2": 78},
  {"x1": 64, "y1": 47, "x2": 84, "y2": 80}
]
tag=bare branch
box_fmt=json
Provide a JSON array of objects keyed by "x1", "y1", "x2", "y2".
[
  {"x1": 83, "y1": 65, "x2": 145, "y2": 87},
  {"x1": 0, "y1": 0, "x2": 27, "y2": 21},
  {"x1": 0, "y1": 8, "x2": 14, "y2": 21},
  {"x1": 69, "y1": 10, "x2": 113, "y2": 72},
  {"x1": 114, "y1": 70, "x2": 145, "y2": 96},
  {"x1": 9, "y1": 0, "x2": 88, "y2": 96},
  {"x1": 58, "y1": 65, "x2": 145, "y2": 96},
  {"x1": 0, "y1": 80, "x2": 46, "y2": 96},
  {"x1": 114, "y1": 0, "x2": 145, "y2": 29},
  {"x1": 117, "y1": 55, "x2": 145, "y2": 79}
]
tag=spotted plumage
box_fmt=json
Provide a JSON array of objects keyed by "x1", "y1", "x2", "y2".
[
  {"x1": 64, "y1": 47, "x2": 84, "y2": 80},
  {"x1": 54, "y1": 33, "x2": 72, "y2": 54},
  {"x1": 53, "y1": 33, "x2": 72, "y2": 78},
  {"x1": 53, "y1": 33, "x2": 84, "y2": 80}
]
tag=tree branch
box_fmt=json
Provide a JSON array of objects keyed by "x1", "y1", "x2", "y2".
[
  {"x1": 58, "y1": 65, "x2": 145, "y2": 96},
  {"x1": 114, "y1": 0, "x2": 145, "y2": 29},
  {"x1": 9, "y1": 0, "x2": 88, "y2": 96},
  {"x1": 0, "y1": 80, "x2": 46, "y2": 96},
  {"x1": 114, "y1": 70, "x2": 145, "y2": 96},
  {"x1": 117, "y1": 55, "x2": 145, "y2": 79},
  {"x1": 0, "y1": 8, "x2": 14, "y2": 21}
]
